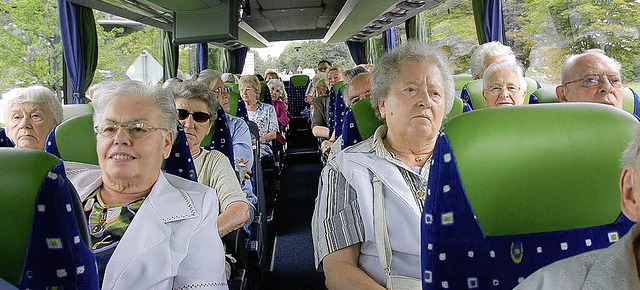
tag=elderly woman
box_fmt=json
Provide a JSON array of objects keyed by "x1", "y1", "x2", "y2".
[
  {"x1": 239, "y1": 75, "x2": 279, "y2": 157},
  {"x1": 3, "y1": 85, "x2": 63, "y2": 150},
  {"x1": 197, "y1": 69, "x2": 257, "y2": 207},
  {"x1": 64, "y1": 80, "x2": 227, "y2": 288},
  {"x1": 312, "y1": 42, "x2": 455, "y2": 289},
  {"x1": 267, "y1": 78, "x2": 290, "y2": 128},
  {"x1": 482, "y1": 61, "x2": 528, "y2": 107},
  {"x1": 311, "y1": 77, "x2": 330, "y2": 139},
  {"x1": 169, "y1": 80, "x2": 250, "y2": 237}
]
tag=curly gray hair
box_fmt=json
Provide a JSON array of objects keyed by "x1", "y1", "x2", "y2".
[
  {"x1": 369, "y1": 41, "x2": 455, "y2": 120},
  {"x1": 3, "y1": 85, "x2": 63, "y2": 125},
  {"x1": 470, "y1": 41, "x2": 516, "y2": 79}
]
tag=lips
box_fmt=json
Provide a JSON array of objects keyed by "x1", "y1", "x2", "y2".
[{"x1": 108, "y1": 152, "x2": 135, "y2": 160}]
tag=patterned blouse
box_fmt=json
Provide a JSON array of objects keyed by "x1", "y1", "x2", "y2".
[
  {"x1": 83, "y1": 188, "x2": 145, "y2": 285},
  {"x1": 247, "y1": 101, "x2": 279, "y2": 157}
]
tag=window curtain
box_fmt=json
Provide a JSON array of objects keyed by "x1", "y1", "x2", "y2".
[
  {"x1": 405, "y1": 14, "x2": 424, "y2": 41},
  {"x1": 162, "y1": 30, "x2": 179, "y2": 80},
  {"x1": 197, "y1": 43, "x2": 208, "y2": 72},
  {"x1": 365, "y1": 38, "x2": 380, "y2": 64},
  {"x1": 472, "y1": 0, "x2": 504, "y2": 44},
  {"x1": 483, "y1": 0, "x2": 505, "y2": 43},
  {"x1": 383, "y1": 27, "x2": 399, "y2": 52},
  {"x1": 346, "y1": 41, "x2": 365, "y2": 65},
  {"x1": 58, "y1": 0, "x2": 98, "y2": 104},
  {"x1": 231, "y1": 47, "x2": 249, "y2": 74}
]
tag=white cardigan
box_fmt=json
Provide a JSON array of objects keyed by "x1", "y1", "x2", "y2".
[{"x1": 65, "y1": 162, "x2": 228, "y2": 290}]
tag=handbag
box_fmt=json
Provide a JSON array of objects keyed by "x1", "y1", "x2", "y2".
[{"x1": 372, "y1": 176, "x2": 422, "y2": 290}]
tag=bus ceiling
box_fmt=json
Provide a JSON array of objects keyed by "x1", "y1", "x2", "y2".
[{"x1": 65, "y1": 0, "x2": 435, "y2": 48}]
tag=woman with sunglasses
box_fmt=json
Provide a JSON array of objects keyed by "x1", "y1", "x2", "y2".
[
  {"x1": 168, "y1": 80, "x2": 250, "y2": 241},
  {"x1": 64, "y1": 80, "x2": 227, "y2": 288}
]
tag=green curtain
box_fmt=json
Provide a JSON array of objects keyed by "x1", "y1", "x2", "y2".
[
  {"x1": 472, "y1": 0, "x2": 487, "y2": 44},
  {"x1": 365, "y1": 37, "x2": 381, "y2": 64},
  {"x1": 405, "y1": 13, "x2": 424, "y2": 41},
  {"x1": 79, "y1": 6, "x2": 97, "y2": 91},
  {"x1": 162, "y1": 30, "x2": 178, "y2": 80}
]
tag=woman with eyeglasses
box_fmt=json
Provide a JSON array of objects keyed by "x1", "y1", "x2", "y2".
[
  {"x1": 64, "y1": 80, "x2": 227, "y2": 288},
  {"x1": 169, "y1": 80, "x2": 250, "y2": 240},
  {"x1": 239, "y1": 75, "x2": 279, "y2": 158},
  {"x1": 481, "y1": 61, "x2": 528, "y2": 107}
]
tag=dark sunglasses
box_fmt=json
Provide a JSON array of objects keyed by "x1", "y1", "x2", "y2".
[{"x1": 177, "y1": 109, "x2": 211, "y2": 123}]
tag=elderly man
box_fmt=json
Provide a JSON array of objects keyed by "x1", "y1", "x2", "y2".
[
  {"x1": 556, "y1": 50, "x2": 626, "y2": 109},
  {"x1": 327, "y1": 71, "x2": 372, "y2": 160},
  {"x1": 516, "y1": 126, "x2": 640, "y2": 289},
  {"x1": 306, "y1": 60, "x2": 333, "y2": 100}
]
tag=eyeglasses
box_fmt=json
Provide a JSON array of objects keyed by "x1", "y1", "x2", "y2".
[
  {"x1": 94, "y1": 120, "x2": 168, "y2": 139},
  {"x1": 177, "y1": 109, "x2": 211, "y2": 123},
  {"x1": 213, "y1": 87, "x2": 229, "y2": 94},
  {"x1": 486, "y1": 84, "x2": 521, "y2": 97},
  {"x1": 563, "y1": 74, "x2": 623, "y2": 88}
]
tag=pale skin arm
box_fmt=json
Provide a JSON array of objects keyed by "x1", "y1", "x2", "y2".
[
  {"x1": 260, "y1": 130, "x2": 277, "y2": 143},
  {"x1": 312, "y1": 126, "x2": 330, "y2": 139},
  {"x1": 217, "y1": 201, "x2": 250, "y2": 237},
  {"x1": 323, "y1": 244, "x2": 385, "y2": 290}
]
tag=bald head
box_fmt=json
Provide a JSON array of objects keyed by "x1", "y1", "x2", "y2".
[{"x1": 346, "y1": 73, "x2": 372, "y2": 107}]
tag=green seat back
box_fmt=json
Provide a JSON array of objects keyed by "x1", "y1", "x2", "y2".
[
  {"x1": 622, "y1": 87, "x2": 635, "y2": 114},
  {"x1": 62, "y1": 104, "x2": 93, "y2": 121},
  {"x1": 0, "y1": 148, "x2": 61, "y2": 284},
  {"x1": 532, "y1": 86, "x2": 559, "y2": 103},
  {"x1": 444, "y1": 97, "x2": 465, "y2": 122},
  {"x1": 259, "y1": 81, "x2": 268, "y2": 102},
  {"x1": 54, "y1": 114, "x2": 99, "y2": 165},
  {"x1": 231, "y1": 83, "x2": 239, "y2": 94},
  {"x1": 467, "y1": 77, "x2": 538, "y2": 109},
  {"x1": 228, "y1": 90, "x2": 241, "y2": 117},
  {"x1": 453, "y1": 74, "x2": 473, "y2": 91},
  {"x1": 444, "y1": 103, "x2": 638, "y2": 236},
  {"x1": 351, "y1": 98, "x2": 384, "y2": 140},
  {"x1": 333, "y1": 81, "x2": 344, "y2": 94},
  {"x1": 290, "y1": 74, "x2": 310, "y2": 87}
]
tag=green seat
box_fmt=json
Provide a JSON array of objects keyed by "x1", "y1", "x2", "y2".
[
  {"x1": 350, "y1": 98, "x2": 383, "y2": 140},
  {"x1": 444, "y1": 97, "x2": 465, "y2": 123},
  {"x1": 62, "y1": 104, "x2": 93, "y2": 121},
  {"x1": 289, "y1": 74, "x2": 310, "y2": 87},
  {"x1": 466, "y1": 77, "x2": 539, "y2": 109},
  {"x1": 52, "y1": 114, "x2": 99, "y2": 165},
  {"x1": 228, "y1": 90, "x2": 241, "y2": 117},
  {"x1": 532, "y1": 86, "x2": 558, "y2": 103},
  {"x1": 0, "y1": 148, "x2": 61, "y2": 284},
  {"x1": 453, "y1": 74, "x2": 473, "y2": 91},
  {"x1": 622, "y1": 87, "x2": 636, "y2": 114},
  {"x1": 444, "y1": 103, "x2": 638, "y2": 235},
  {"x1": 230, "y1": 83, "x2": 239, "y2": 94}
]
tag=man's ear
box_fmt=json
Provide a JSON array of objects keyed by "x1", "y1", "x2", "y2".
[
  {"x1": 556, "y1": 85, "x2": 568, "y2": 102},
  {"x1": 620, "y1": 166, "x2": 640, "y2": 222},
  {"x1": 163, "y1": 131, "x2": 174, "y2": 160}
]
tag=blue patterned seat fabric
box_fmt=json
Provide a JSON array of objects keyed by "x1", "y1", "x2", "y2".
[
  {"x1": 204, "y1": 106, "x2": 235, "y2": 167},
  {"x1": 333, "y1": 86, "x2": 346, "y2": 139},
  {"x1": 20, "y1": 160, "x2": 100, "y2": 289},
  {"x1": 286, "y1": 75, "x2": 310, "y2": 119},
  {"x1": 0, "y1": 128, "x2": 14, "y2": 147}
]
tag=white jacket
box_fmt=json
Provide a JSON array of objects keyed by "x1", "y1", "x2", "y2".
[
  {"x1": 334, "y1": 149, "x2": 422, "y2": 284},
  {"x1": 65, "y1": 162, "x2": 228, "y2": 290}
]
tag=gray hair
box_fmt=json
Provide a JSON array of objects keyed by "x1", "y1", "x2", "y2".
[
  {"x1": 370, "y1": 41, "x2": 455, "y2": 120},
  {"x1": 3, "y1": 85, "x2": 63, "y2": 124},
  {"x1": 470, "y1": 41, "x2": 516, "y2": 79},
  {"x1": 167, "y1": 80, "x2": 219, "y2": 121},
  {"x1": 87, "y1": 81, "x2": 116, "y2": 101},
  {"x1": 621, "y1": 126, "x2": 640, "y2": 168},
  {"x1": 559, "y1": 50, "x2": 622, "y2": 84},
  {"x1": 482, "y1": 61, "x2": 527, "y2": 91},
  {"x1": 197, "y1": 69, "x2": 223, "y2": 89},
  {"x1": 343, "y1": 66, "x2": 368, "y2": 84},
  {"x1": 221, "y1": 72, "x2": 237, "y2": 84},
  {"x1": 267, "y1": 78, "x2": 288, "y2": 103},
  {"x1": 91, "y1": 80, "x2": 178, "y2": 142},
  {"x1": 238, "y1": 75, "x2": 261, "y2": 94}
]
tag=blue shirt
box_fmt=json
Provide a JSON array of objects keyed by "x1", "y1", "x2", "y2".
[{"x1": 227, "y1": 114, "x2": 257, "y2": 205}]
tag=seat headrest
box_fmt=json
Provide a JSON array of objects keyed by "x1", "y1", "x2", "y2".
[{"x1": 443, "y1": 103, "x2": 638, "y2": 235}]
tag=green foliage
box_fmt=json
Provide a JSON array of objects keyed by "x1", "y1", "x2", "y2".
[
  {"x1": 427, "y1": 1, "x2": 477, "y2": 43},
  {"x1": 0, "y1": 0, "x2": 62, "y2": 90},
  {"x1": 277, "y1": 40, "x2": 355, "y2": 72},
  {"x1": 253, "y1": 50, "x2": 279, "y2": 76},
  {"x1": 94, "y1": 25, "x2": 163, "y2": 84}
]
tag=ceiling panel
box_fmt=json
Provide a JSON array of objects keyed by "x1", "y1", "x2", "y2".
[{"x1": 257, "y1": 0, "x2": 322, "y2": 10}]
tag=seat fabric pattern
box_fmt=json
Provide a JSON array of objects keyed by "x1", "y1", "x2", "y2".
[
  {"x1": 202, "y1": 107, "x2": 235, "y2": 167},
  {"x1": 20, "y1": 160, "x2": 99, "y2": 289},
  {"x1": 0, "y1": 128, "x2": 14, "y2": 147},
  {"x1": 333, "y1": 85, "x2": 346, "y2": 138},
  {"x1": 286, "y1": 75, "x2": 310, "y2": 119},
  {"x1": 164, "y1": 122, "x2": 198, "y2": 182}
]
